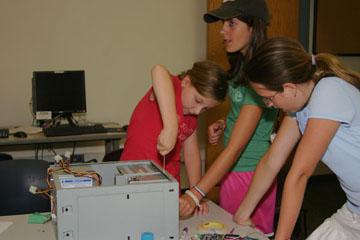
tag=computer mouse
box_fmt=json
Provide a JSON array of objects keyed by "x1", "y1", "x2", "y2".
[{"x1": 14, "y1": 131, "x2": 27, "y2": 138}]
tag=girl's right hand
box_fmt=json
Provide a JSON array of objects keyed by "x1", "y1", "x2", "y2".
[
  {"x1": 208, "y1": 121, "x2": 224, "y2": 145},
  {"x1": 179, "y1": 193, "x2": 197, "y2": 217},
  {"x1": 157, "y1": 126, "x2": 178, "y2": 156}
]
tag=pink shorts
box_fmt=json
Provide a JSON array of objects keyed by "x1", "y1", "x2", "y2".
[{"x1": 219, "y1": 171, "x2": 277, "y2": 236}]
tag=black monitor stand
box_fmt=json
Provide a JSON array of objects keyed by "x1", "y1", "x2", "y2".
[
  {"x1": 64, "y1": 113, "x2": 76, "y2": 126},
  {"x1": 48, "y1": 113, "x2": 76, "y2": 127}
]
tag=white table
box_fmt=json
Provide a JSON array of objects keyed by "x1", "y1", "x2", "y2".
[
  {"x1": 181, "y1": 201, "x2": 269, "y2": 239},
  {"x1": 0, "y1": 201, "x2": 268, "y2": 240}
]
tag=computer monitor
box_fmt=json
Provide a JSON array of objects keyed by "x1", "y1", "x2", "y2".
[{"x1": 32, "y1": 70, "x2": 86, "y2": 121}]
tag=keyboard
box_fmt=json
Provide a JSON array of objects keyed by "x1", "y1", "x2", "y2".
[
  {"x1": 0, "y1": 128, "x2": 9, "y2": 138},
  {"x1": 43, "y1": 124, "x2": 106, "y2": 137}
]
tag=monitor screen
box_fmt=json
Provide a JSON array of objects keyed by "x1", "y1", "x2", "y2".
[{"x1": 32, "y1": 70, "x2": 86, "y2": 117}]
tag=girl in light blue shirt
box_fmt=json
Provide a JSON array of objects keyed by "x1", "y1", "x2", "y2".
[{"x1": 232, "y1": 37, "x2": 360, "y2": 240}]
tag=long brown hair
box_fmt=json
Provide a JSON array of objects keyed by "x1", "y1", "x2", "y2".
[
  {"x1": 228, "y1": 15, "x2": 268, "y2": 85},
  {"x1": 178, "y1": 61, "x2": 229, "y2": 102},
  {"x1": 244, "y1": 37, "x2": 360, "y2": 91}
]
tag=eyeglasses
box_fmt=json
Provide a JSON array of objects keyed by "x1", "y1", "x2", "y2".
[{"x1": 262, "y1": 91, "x2": 279, "y2": 105}]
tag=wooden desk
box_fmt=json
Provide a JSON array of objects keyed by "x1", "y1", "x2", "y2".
[
  {"x1": 0, "y1": 131, "x2": 127, "y2": 154},
  {"x1": 0, "y1": 201, "x2": 268, "y2": 240}
]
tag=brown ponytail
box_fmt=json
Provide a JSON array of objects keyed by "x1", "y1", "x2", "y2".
[{"x1": 244, "y1": 37, "x2": 360, "y2": 91}]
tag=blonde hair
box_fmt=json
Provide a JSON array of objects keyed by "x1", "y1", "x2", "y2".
[{"x1": 244, "y1": 37, "x2": 360, "y2": 91}]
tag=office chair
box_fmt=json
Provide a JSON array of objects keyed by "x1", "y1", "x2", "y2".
[
  {"x1": 0, "y1": 153, "x2": 13, "y2": 161},
  {"x1": 102, "y1": 124, "x2": 127, "y2": 162},
  {"x1": 102, "y1": 148, "x2": 124, "y2": 162},
  {"x1": 0, "y1": 159, "x2": 51, "y2": 216}
]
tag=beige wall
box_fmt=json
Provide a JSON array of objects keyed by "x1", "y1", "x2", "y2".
[{"x1": 0, "y1": 0, "x2": 207, "y2": 127}]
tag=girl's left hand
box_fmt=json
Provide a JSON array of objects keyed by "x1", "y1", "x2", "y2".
[
  {"x1": 232, "y1": 212, "x2": 255, "y2": 228},
  {"x1": 208, "y1": 121, "x2": 224, "y2": 145},
  {"x1": 157, "y1": 126, "x2": 178, "y2": 156},
  {"x1": 194, "y1": 199, "x2": 209, "y2": 216}
]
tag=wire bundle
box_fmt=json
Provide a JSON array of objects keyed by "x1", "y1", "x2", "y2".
[{"x1": 30, "y1": 153, "x2": 102, "y2": 213}]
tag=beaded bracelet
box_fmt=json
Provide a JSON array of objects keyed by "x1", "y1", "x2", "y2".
[
  {"x1": 185, "y1": 190, "x2": 200, "y2": 207},
  {"x1": 193, "y1": 184, "x2": 206, "y2": 198},
  {"x1": 216, "y1": 119, "x2": 226, "y2": 131}
]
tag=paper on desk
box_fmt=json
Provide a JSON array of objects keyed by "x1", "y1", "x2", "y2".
[
  {"x1": 0, "y1": 221, "x2": 12, "y2": 234},
  {"x1": 101, "y1": 122, "x2": 124, "y2": 132},
  {"x1": 101, "y1": 122, "x2": 122, "y2": 128},
  {"x1": 9, "y1": 126, "x2": 43, "y2": 135}
]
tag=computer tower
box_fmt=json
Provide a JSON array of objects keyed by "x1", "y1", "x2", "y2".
[{"x1": 50, "y1": 160, "x2": 179, "y2": 240}]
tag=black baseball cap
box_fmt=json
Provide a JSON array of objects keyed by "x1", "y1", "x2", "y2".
[{"x1": 204, "y1": 0, "x2": 270, "y2": 25}]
